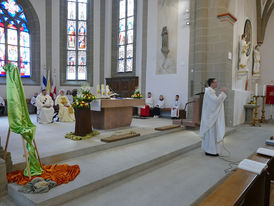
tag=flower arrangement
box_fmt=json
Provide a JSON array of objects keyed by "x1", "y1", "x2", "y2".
[
  {"x1": 131, "y1": 88, "x2": 143, "y2": 99},
  {"x1": 72, "y1": 83, "x2": 96, "y2": 109}
]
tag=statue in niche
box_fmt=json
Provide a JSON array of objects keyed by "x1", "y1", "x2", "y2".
[
  {"x1": 239, "y1": 34, "x2": 251, "y2": 71},
  {"x1": 161, "y1": 26, "x2": 169, "y2": 58},
  {"x1": 253, "y1": 44, "x2": 261, "y2": 77}
]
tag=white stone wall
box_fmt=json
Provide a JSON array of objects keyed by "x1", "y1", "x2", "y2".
[
  {"x1": 146, "y1": 0, "x2": 190, "y2": 108},
  {"x1": 259, "y1": 11, "x2": 274, "y2": 120},
  {"x1": 228, "y1": 0, "x2": 257, "y2": 125}
]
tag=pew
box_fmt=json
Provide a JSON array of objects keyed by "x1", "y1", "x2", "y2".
[
  {"x1": 198, "y1": 145, "x2": 274, "y2": 206},
  {"x1": 1, "y1": 98, "x2": 35, "y2": 115}
]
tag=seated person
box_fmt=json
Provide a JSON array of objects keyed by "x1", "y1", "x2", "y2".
[
  {"x1": 66, "y1": 90, "x2": 74, "y2": 104},
  {"x1": 152, "y1": 95, "x2": 165, "y2": 117},
  {"x1": 0, "y1": 95, "x2": 5, "y2": 115},
  {"x1": 55, "y1": 89, "x2": 75, "y2": 122},
  {"x1": 37, "y1": 89, "x2": 54, "y2": 124},
  {"x1": 31, "y1": 92, "x2": 38, "y2": 114},
  {"x1": 140, "y1": 92, "x2": 154, "y2": 117},
  {"x1": 171, "y1": 95, "x2": 181, "y2": 119}
]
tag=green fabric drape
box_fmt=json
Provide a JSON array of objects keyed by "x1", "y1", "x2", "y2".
[{"x1": 4, "y1": 63, "x2": 43, "y2": 177}]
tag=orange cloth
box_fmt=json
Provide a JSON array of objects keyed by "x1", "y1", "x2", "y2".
[{"x1": 7, "y1": 164, "x2": 80, "y2": 186}]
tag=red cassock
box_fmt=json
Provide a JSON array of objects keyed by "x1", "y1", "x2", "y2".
[
  {"x1": 140, "y1": 105, "x2": 150, "y2": 116},
  {"x1": 266, "y1": 85, "x2": 274, "y2": 105}
]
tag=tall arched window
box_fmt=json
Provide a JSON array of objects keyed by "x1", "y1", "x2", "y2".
[
  {"x1": 0, "y1": 0, "x2": 30, "y2": 77},
  {"x1": 66, "y1": 0, "x2": 87, "y2": 80},
  {"x1": 117, "y1": 0, "x2": 135, "y2": 73}
]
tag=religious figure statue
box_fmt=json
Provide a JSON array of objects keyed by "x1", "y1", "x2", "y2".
[
  {"x1": 239, "y1": 34, "x2": 251, "y2": 71},
  {"x1": 253, "y1": 44, "x2": 261, "y2": 77},
  {"x1": 161, "y1": 26, "x2": 169, "y2": 58}
]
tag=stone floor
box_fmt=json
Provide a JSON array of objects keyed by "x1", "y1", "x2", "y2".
[
  {"x1": 60, "y1": 123, "x2": 274, "y2": 206},
  {"x1": 0, "y1": 115, "x2": 173, "y2": 164},
  {"x1": 0, "y1": 120, "x2": 274, "y2": 206}
]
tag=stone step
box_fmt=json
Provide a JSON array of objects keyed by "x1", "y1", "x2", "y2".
[
  {"x1": 13, "y1": 127, "x2": 184, "y2": 171},
  {"x1": 8, "y1": 130, "x2": 201, "y2": 206}
]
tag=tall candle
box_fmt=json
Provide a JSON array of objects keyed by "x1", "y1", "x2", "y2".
[
  {"x1": 255, "y1": 83, "x2": 258, "y2": 96},
  {"x1": 263, "y1": 85, "x2": 266, "y2": 96}
]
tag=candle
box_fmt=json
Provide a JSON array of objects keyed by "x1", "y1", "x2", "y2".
[
  {"x1": 255, "y1": 83, "x2": 258, "y2": 96},
  {"x1": 97, "y1": 84, "x2": 100, "y2": 93},
  {"x1": 263, "y1": 85, "x2": 266, "y2": 96}
]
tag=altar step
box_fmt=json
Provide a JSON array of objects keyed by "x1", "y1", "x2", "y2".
[
  {"x1": 13, "y1": 126, "x2": 184, "y2": 171},
  {"x1": 8, "y1": 130, "x2": 201, "y2": 206}
]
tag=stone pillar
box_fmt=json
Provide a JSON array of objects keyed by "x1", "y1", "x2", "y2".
[
  {"x1": 0, "y1": 158, "x2": 7, "y2": 197},
  {"x1": 0, "y1": 137, "x2": 13, "y2": 198},
  {"x1": 188, "y1": 0, "x2": 235, "y2": 126}
]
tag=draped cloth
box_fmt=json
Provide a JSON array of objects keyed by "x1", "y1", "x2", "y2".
[
  {"x1": 4, "y1": 63, "x2": 43, "y2": 177},
  {"x1": 7, "y1": 164, "x2": 80, "y2": 185},
  {"x1": 199, "y1": 87, "x2": 226, "y2": 154}
]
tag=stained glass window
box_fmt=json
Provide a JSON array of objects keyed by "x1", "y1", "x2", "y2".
[
  {"x1": 0, "y1": 0, "x2": 31, "y2": 77},
  {"x1": 66, "y1": 0, "x2": 88, "y2": 80},
  {"x1": 117, "y1": 0, "x2": 135, "y2": 73}
]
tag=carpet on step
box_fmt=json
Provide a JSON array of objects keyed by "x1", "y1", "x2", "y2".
[{"x1": 7, "y1": 164, "x2": 80, "y2": 186}]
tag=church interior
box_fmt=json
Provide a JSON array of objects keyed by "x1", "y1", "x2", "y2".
[{"x1": 1, "y1": 0, "x2": 274, "y2": 205}]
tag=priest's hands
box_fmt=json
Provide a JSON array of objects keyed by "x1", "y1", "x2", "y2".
[{"x1": 221, "y1": 88, "x2": 226, "y2": 93}]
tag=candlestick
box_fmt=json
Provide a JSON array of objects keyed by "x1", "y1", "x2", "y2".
[
  {"x1": 261, "y1": 96, "x2": 266, "y2": 123},
  {"x1": 263, "y1": 85, "x2": 266, "y2": 96},
  {"x1": 101, "y1": 84, "x2": 105, "y2": 96},
  {"x1": 255, "y1": 83, "x2": 258, "y2": 96}
]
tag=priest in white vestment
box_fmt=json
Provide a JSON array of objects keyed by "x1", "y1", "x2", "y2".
[
  {"x1": 36, "y1": 89, "x2": 54, "y2": 124},
  {"x1": 200, "y1": 78, "x2": 226, "y2": 156},
  {"x1": 55, "y1": 90, "x2": 75, "y2": 122},
  {"x1": 171, "y1": 95, "x2": 181, "y2": 119}
]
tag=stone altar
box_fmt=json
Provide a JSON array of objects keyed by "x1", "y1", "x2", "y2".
[{"x1": 91, "y1": 99, "x2": 145, "y2": 130}]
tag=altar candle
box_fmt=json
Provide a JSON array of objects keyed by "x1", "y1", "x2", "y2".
[
  {"x1": 263, "y1": 85, "x2": 266, "y2": 96},
  {"x1": 97, "y1": 84, "x2": 100, "y2": 93},
  {"x1": 255, "y1": 83, "x2": 258, "y2": 96}
]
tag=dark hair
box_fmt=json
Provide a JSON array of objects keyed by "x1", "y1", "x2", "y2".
[
  {"x1": 148, "y1": 92, "x2": 151, "y2": 95},
  {"x1": 41, "y1": 89, "x2": 46, "y2": 92},
  {"x1": 176, "y1": 95, "x2": 179, "y2": 98},
  {"x1": 207, "y1": 78, "x2": 216, "y2": 87}
]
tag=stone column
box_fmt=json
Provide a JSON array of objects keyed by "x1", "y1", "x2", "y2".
[
  {"x1": 188, "y1": 0, "x2": 234, "y2": 126},
  {"x1": 0, "y1": 158, "x2": 7, "y2": 197}
]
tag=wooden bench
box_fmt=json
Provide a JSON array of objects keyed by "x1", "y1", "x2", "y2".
[
  {"x1": 198, "y1": 145, "x2": 274, "y2": 206},
  {"x1": 160, "y1": 108, "x2": 186, "y2": 119},
  {"x1": 1, "y1": 98, "x2": 36, "y2": 115}
]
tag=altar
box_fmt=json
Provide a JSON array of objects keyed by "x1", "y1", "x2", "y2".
[{"x1": 90, "y1": 98, "x2": 145, "y2": 130}]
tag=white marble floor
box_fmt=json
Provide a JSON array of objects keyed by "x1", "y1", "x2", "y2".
[{"x1": 0, "y1": 115, "x2": 173, "y2": 164}]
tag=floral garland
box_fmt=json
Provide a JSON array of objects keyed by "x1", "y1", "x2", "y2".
[
  {"x1": 131, "y1": 88, "x2": 143, "y2": 99},
  {"x1": 72, "y1": 84, "x2": 96, "y2": 109}
]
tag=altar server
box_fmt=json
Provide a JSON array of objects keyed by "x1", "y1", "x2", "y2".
[
  {"x1": 55, "y1": 89, "x2": 75, "y2": 122},
  {"x1": 37, "y1": 89, "x2": 54, "y2": 124},
  {"x1": 152, "y1": 95, "x2": 165, "y2": 117},
  {"x1": 171, "y1": 95, "x2": 181, "y2": 119},
  {"x1": 200, "y1": 78, "x2": 226, "y2": 156},
  {"x1": 140, "y1": 92, "x2": 154, "y2": 117}
]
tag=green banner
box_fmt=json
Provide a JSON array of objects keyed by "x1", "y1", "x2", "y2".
[{"x1": 4, "y1": 64, "x2": 43, "y2": 177}]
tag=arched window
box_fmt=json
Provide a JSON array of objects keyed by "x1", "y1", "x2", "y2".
[
  {"x1": 0, "y1": 0, "x2": 30, "y2": 77},
  {"x1": 66, "y1": 0, "x2": 87, "y2": 81},
  {"x1": 117, "y1": 0, "x2": 135, "y2": 73}
]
